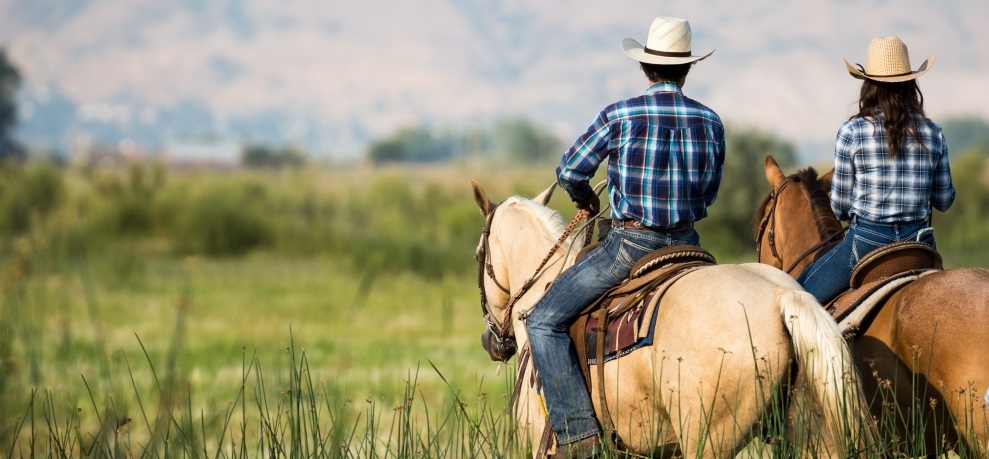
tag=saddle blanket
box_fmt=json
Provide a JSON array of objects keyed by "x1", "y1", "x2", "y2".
[{"x1": 583, "y1": 290, "x2": 660, "y2": 365}]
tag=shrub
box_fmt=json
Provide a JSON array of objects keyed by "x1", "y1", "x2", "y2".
[{"x1": 169, "y1": 180, "x2": 273, "y2": 256}]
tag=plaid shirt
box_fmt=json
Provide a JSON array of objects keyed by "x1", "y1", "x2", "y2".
[
  {"x1": 556, "y1": 82, "x2": 725, "y2": 229},
  {"x1": 831, "y1": 111, "x2": 955, "y2": 223}
]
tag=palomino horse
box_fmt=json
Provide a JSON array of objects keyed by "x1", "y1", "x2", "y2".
[
  {"x1": 756, "y1": 155, "x2": 989, "y2": 457},
  {"x1": 472, "y1": 180, "x2": 874, "y2": 458}
]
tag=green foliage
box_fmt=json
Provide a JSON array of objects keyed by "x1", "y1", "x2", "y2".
[
  {"x1": 332, "y1": 173, "x2": 480, "y2": 279},
  {"x1": 0, "y1": 160, "x2": 65, "y2": 236},
  {"x1": 699, "y1": 125, "x2": 796, "y2": 259},
  {"x1": 366, "y1": 126, "x2": 459, "y2": 164},
  {"x1": 489, "y1": 116, "x2": 562, "y2": 164},
  {"x1": 1, "y1": 156, "x2": 988, "y2": 456},
  {"x1": 241, "y1": 143, "x2": 306, "y2": 168},
  {"x1": 365, "y1": 116, "x2": 563, "y2": 165},
  {"x1": 81, "y1": 162, "x2": 165, "y2": 238},
  {"x1": 941, "y1": 116, "x2": 989, "y2": 157},
  {"x1": 0, "y1": 47, "x2": 21, "y2": 160},
  {"x1": 929, "y1": 152, "x2": 989, "y2": 264},
  {"x1": 166, "y1": 179, "x2": 273, "y2": 256}
]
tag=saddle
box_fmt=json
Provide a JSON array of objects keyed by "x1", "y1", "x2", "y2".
[
  {"x1": 570, "y1": 245, "x2": 715, "y2": 362},
  {"x1": 826, "y1": 241, "x2": 943, "y2": 334},
  {"x1": 559, "y1": 245, "x2": 715, "y2": 451}
]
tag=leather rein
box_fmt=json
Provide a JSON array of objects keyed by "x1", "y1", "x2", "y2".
[
  {"x1": 476, "y1": 203, "x2": 593, "y2": 344},
  {"x1": 755, "y1": 176, "x2": 847, "y2": 274}
]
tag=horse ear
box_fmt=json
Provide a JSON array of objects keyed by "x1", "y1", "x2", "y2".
[
  {"x1": 471, "y1": 180, "x2": 493, "y2": 216},
  {"x1": 764, "y1": 155, "x2": 787, "y2": 187},
  {"x1": 533, "y1": 182, "x2": 557, "y2": 206},
  {"x1": 820, "y1": 169, "x2": 834, "y2": 186}
]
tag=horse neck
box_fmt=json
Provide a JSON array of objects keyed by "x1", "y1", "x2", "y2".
[
  {"x1": 491, "y1": 202, "x2": 572, "y2": 442},
  {"x1": 779, "y1": 183, "x2": 836, "y2": 277},
  {"x1": 493, "y1": 201, "x2": 579, "y2": 342}
]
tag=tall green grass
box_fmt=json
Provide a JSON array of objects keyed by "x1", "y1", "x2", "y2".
[{"x1": 1, "y1": 160, "x2": 987, "y2": 457}]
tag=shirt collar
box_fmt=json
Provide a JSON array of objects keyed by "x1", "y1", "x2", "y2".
[{"x1": 646, "y1": 81, "x2": 682, "y2": 95}]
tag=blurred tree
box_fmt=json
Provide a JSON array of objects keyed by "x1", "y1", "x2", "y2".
[
  {"x1": 697, "y1": 125, "x2": 797, "y2": 259},
  {"x1": 242, "y1": 143, "x2": 306, "y2": 168},
  {"x1": 366, "y1": 126, "x2": 457, "y2": 164},
  {"x1": 931, "y1": 152, "x2": 989, "y2": 255},
  {"x1": 941, "y1": 117, "x2": 989, "y2": 158},
  {"x1": 0, "y1": 47, "x2": 24, "y2": 161},
  {"x1": 365, "y1": 117, "x2": 561, "y2": 165},
  {"x1": 490, "y1": 116, "x2": 562, "y2": 164}
]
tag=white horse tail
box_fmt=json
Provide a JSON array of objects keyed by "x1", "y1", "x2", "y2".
[{"x1": 778, "y1": 290, "x2": 876, "y2": 457}]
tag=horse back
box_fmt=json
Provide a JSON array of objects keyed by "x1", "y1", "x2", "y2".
[{"x1": 857, "y1": 267, "x2": 989, "y2": 455}]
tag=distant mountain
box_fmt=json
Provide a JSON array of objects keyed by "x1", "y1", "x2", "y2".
[{"x1": 2, "y1": 0, "x2": 988, "y2": 164}]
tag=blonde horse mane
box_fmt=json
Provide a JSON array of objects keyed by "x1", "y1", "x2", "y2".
[{"x1": 502, "y1": 195, "x2": 578, "y2": 245}]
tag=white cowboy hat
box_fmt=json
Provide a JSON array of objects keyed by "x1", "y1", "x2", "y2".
[
  {"x1": 621, "y1": 17, "x2": 714, "y2": 65},
  {"x1": 844, "y1": 36, "x2": 935, "y2": 83}
]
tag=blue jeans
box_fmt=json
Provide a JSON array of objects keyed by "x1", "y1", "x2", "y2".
[
  {"x1": 797, "y1": 216, "x2": 935, "y2": 304},
  {"x1": 525, "y1": 226, "x2": 700, "y2": 444}
]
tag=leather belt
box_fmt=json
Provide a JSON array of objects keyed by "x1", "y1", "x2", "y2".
[{"x1": 613, "y1": 219, "x2": 693, "y2": 232}]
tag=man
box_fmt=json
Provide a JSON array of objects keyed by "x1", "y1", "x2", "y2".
[{"x1": 524, "y1": 16, "x2": 725, "y2": 458}]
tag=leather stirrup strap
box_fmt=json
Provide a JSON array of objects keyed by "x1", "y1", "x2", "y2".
[
  {"x1": 537, "y1": 416, "x2": 554, "y2": 458},
  {"x1": 593, "y1": 308, "x2": 617, "y2": 449},
  {"x1": 571, "y1": 315, "x2": 592, "y2": 394}
]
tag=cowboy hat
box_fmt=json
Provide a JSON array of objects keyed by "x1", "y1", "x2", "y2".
[
  {"x1": 844, "y1": 36, "x2": 935, "y2": 83},
  {"x1": 622, "y1": 17, "x2": 714, "y2": 65}
]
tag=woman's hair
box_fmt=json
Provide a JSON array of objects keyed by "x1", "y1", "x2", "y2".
[
  {"x1": 853, "y1": 79, "x2": 926, "y2": 158},
  {"x1": 640, "y1": 62, "x2": 691, "y2": 84}
]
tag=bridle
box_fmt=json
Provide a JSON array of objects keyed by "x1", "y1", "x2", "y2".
[
  {"x1": 755, "y1": 175, "x2": 847, "y2": 275},
  {"x1": 475, "y1": 202, "x2": 593, "y2": 355}
]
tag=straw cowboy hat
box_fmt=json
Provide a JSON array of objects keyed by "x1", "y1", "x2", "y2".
[
  {"x1": 621, "y1": 17, "x2": 714, "y2": 65},
  {"x1": 844, "y1": 36, "x2": 935, "y2": 83}
]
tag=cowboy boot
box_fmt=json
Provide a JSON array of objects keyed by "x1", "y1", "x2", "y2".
[{"x1": 551, "y1": 435, "x2": 601, "y2": 459}]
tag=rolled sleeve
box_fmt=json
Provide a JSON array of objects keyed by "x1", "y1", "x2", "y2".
[
  {"x1": 930, "y1": 130, "x2": 955, "y2": 211},
  {"x1": 830, "y1": 123, "x2": 855, "y2": 221}
]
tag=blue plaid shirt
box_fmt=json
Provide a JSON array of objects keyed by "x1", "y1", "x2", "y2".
[
  {"x1": 831, "y1": 111, "x2": 955, "y2": 223},
  {"x1": 556, "y1": 82, "x2": 725, "y2": 229}
]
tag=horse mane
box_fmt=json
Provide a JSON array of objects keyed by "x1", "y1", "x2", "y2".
[
  {"x1": 503, "y1": 196, "x2": 570, "y2": 240},
  {"x1": 795, "y1": 168, "x2": 843, "y2": 238}
]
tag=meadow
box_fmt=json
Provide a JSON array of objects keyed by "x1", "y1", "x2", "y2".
[{"x1": 1, "y1": 158, "x2": 987, "y2": 457}]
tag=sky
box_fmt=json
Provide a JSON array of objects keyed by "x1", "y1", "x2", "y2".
[{"x1": 1, "y1": 0, "x2": 987, "y2": 162}]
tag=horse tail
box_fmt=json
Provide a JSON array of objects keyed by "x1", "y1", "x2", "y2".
[{"x1": 778, "y1": 290, "x2": 876, "y2": 457}]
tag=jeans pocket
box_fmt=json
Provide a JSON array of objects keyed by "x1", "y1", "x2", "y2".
[
  {"x1": 611, "y1": 238, "x2": 653, "y2": 280},
  {"x1": 851, "y1": 234, "x2": 886, "y2": 264}
]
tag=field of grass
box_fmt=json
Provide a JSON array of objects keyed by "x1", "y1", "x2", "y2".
[
  {"x1": 1, "y1": 161, "x2": 987, "y2": 457},
  {"x1": 0, "y1": 162, "x2": 546, "y2": 457}
]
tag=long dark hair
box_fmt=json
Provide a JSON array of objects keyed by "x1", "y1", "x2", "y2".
[{"x1": 852, "y1": 79, "x2": 926, "y2": 158}]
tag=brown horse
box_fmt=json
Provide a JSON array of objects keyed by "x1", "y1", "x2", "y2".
[
  {"x1": 473, "y1": 180, "x2": 875, "y2": 458},
  {"x1": 756, "y1": 155, "x2": 989, "y2": 457}
]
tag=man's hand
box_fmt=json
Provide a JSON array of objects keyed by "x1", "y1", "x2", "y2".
[{"x1": 575, "y1": 193, "x2": 600, "y2": 215}]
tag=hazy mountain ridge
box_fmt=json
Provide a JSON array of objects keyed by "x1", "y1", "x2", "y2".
[{"x1": 2, "y1": 0, "x2": 987, "y2": 162}]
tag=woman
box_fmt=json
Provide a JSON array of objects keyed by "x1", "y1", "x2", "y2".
[{"x1": 798, "y1": 36, "x2": 955, "y2": 304}]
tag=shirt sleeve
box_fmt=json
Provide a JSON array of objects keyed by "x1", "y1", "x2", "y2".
[
  {"x1": 702, "y1": 124, "x2": 726, "y2": 207},
  {"x1": 930, "y1": 127, "x2": 955, "y2": 212},
  {"x1": 556, "y1": 110, "x2": 611, "y2": 203},
  {"x1": 830, "y1": 121, "x2": 856, "y2": 221}
]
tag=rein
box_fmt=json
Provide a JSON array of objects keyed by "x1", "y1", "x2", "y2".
[
  {"x1": 755, "y1": 176, "x2": 797, "y2": 268},
  {"x1": 476, "y1": 204, "x2": 594, "y2": 345},
  {"x1": 756, "y1": 175, "x2": 847, "y2": 274}
]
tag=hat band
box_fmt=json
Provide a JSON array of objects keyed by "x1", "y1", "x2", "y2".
[
  {"x1": 856, "y1": 64, "x2": 915, "y2": 79},
  {"x1": 644, "y1": 47, "x2": 692, "y2": 58},
  {"x1": 863, "y1": 70, "x2": 915, "y2": 78}
]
